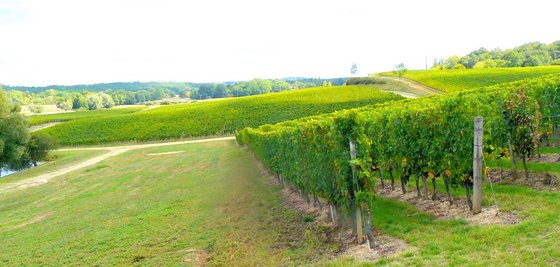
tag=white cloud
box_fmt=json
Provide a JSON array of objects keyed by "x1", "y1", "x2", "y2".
[{"x1": 0, "y1": 0, "x2": 558, "y2": 85}]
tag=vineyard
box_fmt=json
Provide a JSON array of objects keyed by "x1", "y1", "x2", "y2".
[
  {"x1": 237, "y1": 74, "x2": 560, "y2": 245},
  {"x1": 380, "y1": 66, "x2": 560, "y2": 93},
  {"x1": 36, "y1": 86, "x2": 403, "y2": 145},
  {"x1": 29, "y1": 106, "x2": 146, "y2": 126}
]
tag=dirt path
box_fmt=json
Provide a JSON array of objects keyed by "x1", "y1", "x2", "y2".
[
  {"x1": 30, "y1": 122, "x2": 63, "y2": 132},
  {"x1": 379, "y1": 76, "x2": 445, "y2": 96},
  {"x1": 0, "y1": 136, "x2": 235, "y2": 193}
]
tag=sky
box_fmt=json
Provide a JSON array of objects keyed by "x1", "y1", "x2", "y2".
[{"x1": 0, "y1": 0, "x2": 558, "y2": 86}]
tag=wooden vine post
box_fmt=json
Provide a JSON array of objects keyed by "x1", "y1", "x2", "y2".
[
  {"x1": 349, "y1": 140, "x2": 364, "y2": 244},
  {"x1": 473, "y1": 116, "x2": 483, "y2": 214}
]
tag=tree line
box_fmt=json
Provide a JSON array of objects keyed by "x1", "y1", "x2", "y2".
[
  {"x1": 3, "y1": 77, "x2": 349, "y2": 111},
  {"x1": 187, "y1": 78, "x2": 345, "y2": 100},
  {"x1": 8, "y1": 88, "x2": 177, "y2": 112},
  {"x1": 433, "y1": 40, "x2": 560, "y2": 70}
]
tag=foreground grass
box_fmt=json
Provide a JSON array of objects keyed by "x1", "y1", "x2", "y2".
[
  {"x1": 2, "y1": 141, "x2": 560, "y2": 265},
  {"x1": 380, "y1": 66, "x2": 560, "y2": 93},
  {"x1": 0, "y1": 150, "x2": 107, "y2": 185},
  {"x1": 0, "y1": 141, "x2": 329, "y2": 265},
  {"x1": 324, "y1": 178, "x2": 560, "y2": 266}
]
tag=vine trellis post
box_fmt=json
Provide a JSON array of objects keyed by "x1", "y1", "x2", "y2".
[
  {"x1": 349, "y1": 140, "x2": 364, "y2": 244},
  {"x1": 473, "y1": 116, "x2": 483, "y2": 214}
]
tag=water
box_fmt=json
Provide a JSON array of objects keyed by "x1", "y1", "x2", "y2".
[{"x1": 0, "y1": 162, "x2": 44, "y2": 178}]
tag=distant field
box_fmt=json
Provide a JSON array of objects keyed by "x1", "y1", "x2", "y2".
[
  {"x1": 29, "y1": 106, "x2": 146, "y2": 126},
  {"x1": 37, "y1": 86, "x2": 403, "y2": 145},
  {"x1": 380, "y1": 66, "x2": 560, "y2": 92}
]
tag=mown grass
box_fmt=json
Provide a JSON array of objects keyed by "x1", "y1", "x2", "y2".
[
  {"x1": 380, "y1": 66, "x2": 560, "y2": 93},
  {"x1": 2, "y1": 141, "x2": 560, "y2": 265},
  {"x1": 29, "y1": 106, "x2": 146, "y2": 126},
  {"x1": 540, "y1": 146, "x2": 560, "y2": 154},
  {"x1": 0, "y1": 141, "x2": 332, "y2": 266},
  {"x1": 37, "y1": 86, "x2": 403, "y2": 145},
  {"x1": 0, "y1": 150, "x2": 107, "y2": 185},
  {"x1": 322, "y1": 177, "x2": 560, "y2": 266}
]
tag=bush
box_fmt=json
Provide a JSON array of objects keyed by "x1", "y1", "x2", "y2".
[{"x1": 345, "y1": 77, "x2": 387, "y2": 86}]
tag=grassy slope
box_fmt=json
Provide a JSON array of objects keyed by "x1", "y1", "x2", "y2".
[
  {"x1": 38, "y1": 86, "x2": 403, "y2": 145},
  {"x1": 380, "y1": 66, "x2": 560, "y2": 93},
  {"x1": 0, "y1": 150, "x2": 107, "y2": 185},
  {"x1": 0, "y1": 141, "x2": 332, "y2": 266},
  {"x1": 29, "y1": 106, "x2": 146, "y2": 126}
]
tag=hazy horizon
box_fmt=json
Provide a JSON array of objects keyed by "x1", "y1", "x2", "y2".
[{"x1": 1, "y1": 0, "x2": 558, "y2": 86}]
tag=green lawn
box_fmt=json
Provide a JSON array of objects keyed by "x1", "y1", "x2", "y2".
[
  {"x1": 0, "y1": 141, "x2": 332, "y2": 266},
  {"x1": 541, "y1": 146, "x2": 560, "y2": 154},
  {"x1": 0, "y1": 150, "x2": 107, "y2": 185}
]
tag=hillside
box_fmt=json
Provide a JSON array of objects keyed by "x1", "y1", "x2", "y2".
[
  {"x1": 380, "y1": 66, "x2": 560, "y2": 92},
  {"x1": 36, "y1": 85, "x2": 403, "y2": 145},
  {"x1": 238, "y1": 74, "x2": 560, "y2": 265}
]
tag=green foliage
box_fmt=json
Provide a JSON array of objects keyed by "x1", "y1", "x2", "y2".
[
  {"x1": 350, "y1": 63, "x2": 358, "y2": 75},
  {"x1": 25, "y1": 134, "x2": 59, "y2": 166},
  {"x1": 345, "y1": 77, "x2": 387, "y2": 85},
  {"x1": 237, "y1": 74, "x2": 560, "y2": 210},
  {"x1": 37, "y1": 86, "x2": 403, "y2": 145},
  {"x1": 381, "y1": 66, "x2": 560, "y2": 92},
  {"x1": 393, "y1": 63, "x2": 407, "y2": 80},
  {"x1": 0, "y1": 89, "x2": 31, "y2": 172},
  {"x1": 432, "y1": 40, "x2": 558, "y2": 69},
  {"x1": 29, "y1": 106, "x2": 145, "y2": 126}
]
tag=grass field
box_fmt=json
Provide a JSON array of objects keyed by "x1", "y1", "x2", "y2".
[
  {"x1": 29, "y1": 106, "x2": 146, "y2": 126},
  {"x1": 379, "y1": 66, "x2": 560, "y2": 93},
  {"x1": 37, "y1": 86, "x2": 403, "y2": 145},
  {"x1": 0, "y1": 141, "x2": 333, "y2": 266},
  {"x1": 0, "y1": 150, "x2": 106, "y2": 185},
  {"x1": 2, "y1": 140, "x2": 559, "y2": 265}
]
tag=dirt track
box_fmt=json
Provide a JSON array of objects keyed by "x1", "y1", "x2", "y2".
[
  {"x1": 0, "y1": 136, "x2": 235, "y2": 193},
  {"x1": 380, "y1": 76, "x2": 444, "y2": 96}
]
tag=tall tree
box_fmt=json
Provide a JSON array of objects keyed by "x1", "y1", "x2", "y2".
[
  {"x1": 350, "y1": 62, "x2": 358, "y2": 76},
  {"x1": 0, "y1": 88, "x2": 30, "y2": 174},
  {"x1": 393, "y1": 63, "x2": 408, "y2": 81}
]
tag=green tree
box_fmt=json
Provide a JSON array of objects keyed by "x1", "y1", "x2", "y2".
[
  {"x1": 86, "y1": 94, "x2": 104, "y2": 110},
  {"x1": 0, "y1": 88, "x2": 31, "y2": 174},
  {"x1": 350, "y1": 63, "x2": 358, "y2": 76},
  {"x1": 393, "y1": 63, "x2": 408, "y2": 81},
  {"x1": 25, "y1": 134, "x2": 59, "y2": 166},
  {"x1": 99, "y1": 93, "x2": 115, "y2": 108}
]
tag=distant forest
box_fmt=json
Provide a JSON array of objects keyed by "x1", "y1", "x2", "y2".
[
  {"x1": 1, "y1": 77, "x2": 347, "y2": 112},
  {"x1": 433, "y1": 40, "x2": 560, "y2": 69}
]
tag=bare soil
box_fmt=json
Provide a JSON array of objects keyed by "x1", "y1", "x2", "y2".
[
  {"x1": 182, "y1": 248, "x2": 211, "y2": 266},
  {"x1": 487, "y1": 170, "x2": 558, "y2": 191},
  {"x1": 528, "y1": 153, "x2": 560, "y2": 163},
  {"x1": 278, "y1": 180, "x2": 409, "y2": 263},
  {"x1": 376, "y1": 182, "x2": 519, "y2": 225}
]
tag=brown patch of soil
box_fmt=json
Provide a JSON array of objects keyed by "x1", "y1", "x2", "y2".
[
  {"x1": 488, "y1": 170, "x2": 558, "y2": 191},
  {"x1": 182, "y1": 248, "x2": 211, "y2": 266},
  {"x1": 377, "y1": 184, "x2": 519, "y2": 225},
  {"x1": 10, "y1": 211, "x2": 53, "y2": 230},
  {"x1": 528, "y1": 154, "x2": 560, "y2": 163},
  {"x1": 279, "y1": 183, "x2": 409, "y2": 262}
]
